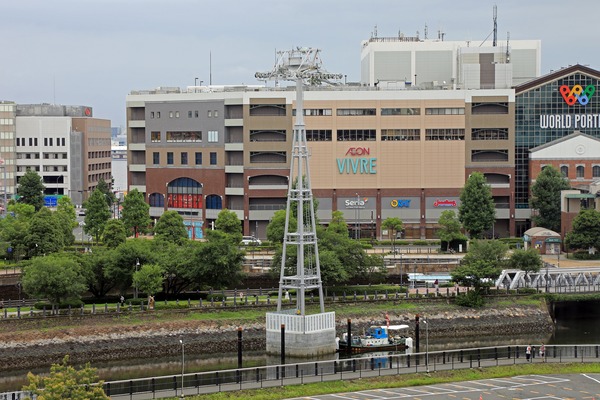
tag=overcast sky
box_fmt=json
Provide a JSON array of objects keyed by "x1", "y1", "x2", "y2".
[{"x1": 2, "y1": 0, "x2": 599, "y2": 128}]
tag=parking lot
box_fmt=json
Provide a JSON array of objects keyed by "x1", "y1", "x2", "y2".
[{"x1": 288, "y1": 373, "x2": 600, "y2": 399}]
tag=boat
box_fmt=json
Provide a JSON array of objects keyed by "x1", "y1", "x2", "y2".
[{"x1": 336, "y1": 324, "x2": 413, "y2": 354}]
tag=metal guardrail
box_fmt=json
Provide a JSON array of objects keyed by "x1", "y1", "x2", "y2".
[{"x1": 101, "y1": 344, "x2": 600, "y2": 399}]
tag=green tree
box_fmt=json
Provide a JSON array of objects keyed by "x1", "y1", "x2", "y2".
[
  {"x1": 104, "y1": 239, "x2": 155, "y2": 295},
  {"x1": 26, "y1": 207, "x2": 65, "y2": 256},
  {"x1": 120, "y1": 189, "x2": 151, "y2": 237},
  {"x1": 381, "y1": 217, "x2": 403, "y2": 254},
  {"x1": 154, "y1": 210, "x2": 188, "y2": 245},
  {"x1": 451, "y1": 239, "x2": 508, "y2": 302},
  {"x1": 23, "y1": 355, "x2": 109, "y2": 400},
  {"x1": 133, "y1": 263, "x2": 165, "y2": 297},
  {"x1": 96, "y1": 177, "x2": 116, "y2": 208},
  {"x1": 215, "y1": 209, "x2": 243, "y2": 238},
  {"x1": 508, "y1": 248, "x2": 543, "y2": 286},
  {"x1": 437, "y1": 210, "x2": 467, "y2": 251},
  {"x1": 187, "y1": 230, "x2": 245, "y2": 289},
  {"x1": 22, "y1": 254, "x2": 87, "y2": 304},
  {"x1": 0, "y1": 203, "x2": 34, "y2": 261},
  {"x1": 79, "y1": 248, "x2": 117, "y2": 298},
  {"x1": 55, "y1": 197, "x2": 77, "y2": 246},
  {"x1": 84, "y1": 189, "x2": 112, "y2": 243},
  {"x1": 459, "y1": 172, "x2": 495, "y2": 239},
  {"x1": 266, "y1": 209, "x2": 296, "y2": 244},
  {"x1": 102, "y1": 219, "x2": 127, "y2": 248},
  {"x1": 18, "y1": 169, "x2": 45, "y2": 211},
  {"x1": 530, "y1": 165, "x2": 571, "y2": 232},
  {"x1": 565, "y1": 208, "x2": 600, "y2": 251}
]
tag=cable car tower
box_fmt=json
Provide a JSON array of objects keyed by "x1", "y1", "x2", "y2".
[{"x1": 256, "y1": 48, "x2": 342, "y2": 356}]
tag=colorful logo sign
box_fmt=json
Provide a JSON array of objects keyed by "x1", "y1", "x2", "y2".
[
  {"x1": 560, "y1": 84, "x2": 595, "y2": 106},
  {"x1": 433, "y1": 199, "x2": 457, "y2": 207},
  {"x1": 390, "y1": 199, "x2": 411, "y2": 208}
]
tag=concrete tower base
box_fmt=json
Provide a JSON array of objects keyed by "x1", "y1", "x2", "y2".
[{"x1": 265, "y1": 311, "x2": 337, "y2": 357}]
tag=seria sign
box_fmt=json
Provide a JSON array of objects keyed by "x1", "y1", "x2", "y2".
[{"x1": 337, "y1": 147, "x2": 377, "y2": 174}]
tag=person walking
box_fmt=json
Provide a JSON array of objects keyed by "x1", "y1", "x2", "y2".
[
  {"x1": 526, "y1": 344, "x2": 532, "y2": 362},
  {"x1": 539, "y1": 343, "x2": 546, "y2": 361}
]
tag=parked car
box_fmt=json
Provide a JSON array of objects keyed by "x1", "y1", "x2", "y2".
[{"x1": 241, "y1": 236, "x2": 261, "y2": 246}]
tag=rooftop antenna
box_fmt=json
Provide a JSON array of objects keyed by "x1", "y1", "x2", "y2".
[
  {"x1": 506, "y1": 32, "x2": 511, "y2": 63},
  {"x1": 256, "y1": 48, "x2": 342, "y2": 357},
  {"x1": 374, "y1": 25, "x2": 378, "y2": 38},
  {"x1": 424, "y1": 24, "x2": 428, "y2": 40},
  {"x1": 493, "y1": 4, "x2": 498, "y2": 47},
  {"x1": 209, "y1": 51, "x2": 212, "y2": 85}
]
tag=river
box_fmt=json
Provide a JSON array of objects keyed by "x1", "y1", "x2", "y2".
[{"x1": 1, "y1": 300, "x2": 599, "y2": 392}]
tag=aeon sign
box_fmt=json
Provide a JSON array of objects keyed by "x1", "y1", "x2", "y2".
[{"x1": 337, "y1": 147, "x2": 377, "y2": 174}]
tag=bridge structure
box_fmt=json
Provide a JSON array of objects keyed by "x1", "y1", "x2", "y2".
[{"x1": 496, "y1": 265, "x2": 600, "y2": 291}]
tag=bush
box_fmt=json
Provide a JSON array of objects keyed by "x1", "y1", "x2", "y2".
[
  {"x1": 454, "y1": 290, "x2": 485, "y2": 308},
  {"x1": 569, "y1": 250, "x2": 600, "y2": 260},
  {"x1": 34, "y1": 299, "x2": 84, "y2": 310}
]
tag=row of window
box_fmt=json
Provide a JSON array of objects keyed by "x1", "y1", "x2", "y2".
[
  {"x1": 0, "y1": 105, "x2": 15, "y2": 112},
  {"x1": 0, "y1": 119, "x2": 14, "y2": 125},
  {"x1": 555, "y1": 165, "x2": 600, "y2": 179},
  {"x1": 88, "y1": 151, "x2": 111, "y2": 159},
  {"x1": 42, "y1": 165, "x2": 68, "y2": 172},
  {"x1": 149, "y1": 110, "x2": 220, "y2": 119},
  {"x1": 303, "y1": 128, "x2": 508, "y2": 141},
  {"x1": 291, "y1": 107, "x2": 464, "y2": 116},
  {"x1": 151, "y1": 131, "x2": 220, "y2": 143},
  {"x1": 153, "y1": 151, "x2": 217, "y2": 166},
  {"x1": 89, "y1": 162, "x2": 111, "y2": 171}
]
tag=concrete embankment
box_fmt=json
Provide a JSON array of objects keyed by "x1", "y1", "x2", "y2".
[{"x1": 0, "y1": 302, "x2": 553, "y2": 372}]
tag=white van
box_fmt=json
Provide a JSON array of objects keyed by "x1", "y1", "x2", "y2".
[{"x1": 241, "y1": 236, "x2": 261, "y2": 245}]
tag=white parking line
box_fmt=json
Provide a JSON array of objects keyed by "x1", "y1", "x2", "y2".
[{"x1": 582, "y1": 373, "x2": 600, "y2": 384}]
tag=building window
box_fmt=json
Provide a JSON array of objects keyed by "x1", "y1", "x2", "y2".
[
  {"x1": 576, "y1": 165, "x2": 585, "y2": 178},
  {"x1": 166, "y1": 131, "x2": 202, "y2": 142},
  {"x1": 214, "y1": 110, "x2": 218, "y2": 117},
  {"x1": 188, "y1": 111, "x2": 192, "y2": 118},
  {"x1": 425, "y1": 129, "x2": 465, "y2": 140},
  {"x1": 471, "y1": 128, "x2": 509, "y2": 140},
  {"x1": 336, "y1": 108, "x2": 376, "y2": 116},
  {"x1": 336, "y1": 129, "x2": 376, "y2": 141},
  {"x1": 44, "y1": 138, "x2": 47, "y2": 146},
  {"x1": 167, "y1": 152, "x2": 174, "y2": 165},
  {"x1": 181, "y1": 152, "x2": 188, "y2": 165},
  {"x1": 61, "y1": 138, "x2": 65, "y2": 146},
  {"x1": 29, "y1": 138, "x2": 33, "y2": 146},
  {"x1": 381, "y1": 108, "x2": 420, "y2": 116},
  {"x1": 207, "y1": 130, "x2": 219, "y2": 143},
  {"x1": 306, "y1": 129, "x2": 332, "y2": 141},
  {"x1": 208, "y1": 110, "x2": 212, "y2": 118},
  {"x1": 381, "y1": 129, "x2": 420, "y2": 141},
  {"x1": 293, "y1": 108, "x2": 333, "y2": 116},
  {"x1": 593, "y1": 165, "x2": 600, "y2": 178},
  {"x1": 175, "y1": 111, "x2": 180, "y2": 118},
  {"x1": 149, "y1": 193, "x2": 164, "y2": 207},
  {"x1": 425, "y1": 108, "x2": 465, "y2": 115},
  {"x1": 195, "y1": 110, "x2": 199, "y2": 118},
  {"x1": 150, "y1": 112, "x2": 155, "y2": 119},
  {"x1": 210, "y1": 152, "x2": 217, "y2": 165},
  {"x1": 195, "y1": 152, "x2": 202, "y2": 165},
  {"x1": 157, "y1": 112, "x2": 161, "y2": 118},
  {"x1": 151, "y1": 131, "x2": 161, "y2": 142},
  {"x1": 169, "y1": 111, "x2": 173, "y2": 118},
  {"x1": 560, "y1": 165, "x2": 569, "y2": 177},
  {"x1": 153, "y1": 152, "x2": 160, "y2": 165}
]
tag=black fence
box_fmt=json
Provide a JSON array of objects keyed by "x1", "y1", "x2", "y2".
[{"x1": 101, "y1": 344, "x2": 600, "y2": 399}]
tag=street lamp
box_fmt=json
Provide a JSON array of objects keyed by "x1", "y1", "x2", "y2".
[
  {"x1": 179, "y1": 338, "x2": 185, "y2": 398},
  {"x1": 355, "y1": 193, "x2": 360, "y2": 240},
  {"x1": 134, "y1": 258, "x2": 140, "y2": 299},
  {"x1": 422, "y1": 318, "x2": 429, "y2": 373}
]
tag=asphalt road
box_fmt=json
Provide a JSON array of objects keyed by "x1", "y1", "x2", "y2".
[{"x1": 287, "y1": 373, "x2": 600, "y2": 399}]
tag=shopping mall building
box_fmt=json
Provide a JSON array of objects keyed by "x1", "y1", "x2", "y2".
[{"x1": 126, "y1": 62, "x2": 600, "y2": 241}]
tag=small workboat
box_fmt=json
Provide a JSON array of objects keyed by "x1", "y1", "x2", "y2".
[{"x1": 336, "y1": 324, "x2": 413, "y2": 353}]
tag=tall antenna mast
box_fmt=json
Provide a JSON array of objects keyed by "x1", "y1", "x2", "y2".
[
  {"x1": 493, "y1": 4, "x2": 498, "y2": 47},
  {"x1": 257, "y1": 48, "x2": 342, "y2": 357}
]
